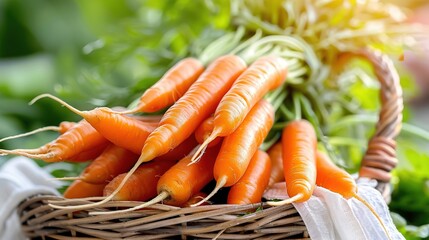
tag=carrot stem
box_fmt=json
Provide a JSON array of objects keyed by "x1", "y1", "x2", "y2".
[
  {"x1": 279, "y1": 104, "x2": 295, "y2": 120},
  {"x1": 292, "y1": 92, "x2": 301, "y2": 120}
]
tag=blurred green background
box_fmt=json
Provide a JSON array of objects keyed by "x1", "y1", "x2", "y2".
[{"x1": 0, "y1": 0, "x2": 428, "y2": 239}]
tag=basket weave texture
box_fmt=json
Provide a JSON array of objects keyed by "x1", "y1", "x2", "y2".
[{"x1": 18, "y1": 49, "x2": 403, "y2": 240}]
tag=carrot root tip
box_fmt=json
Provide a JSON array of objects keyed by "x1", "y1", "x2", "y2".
[
  {"x1": 29, "y1": 93, "x2": 86, "y2": 117},
  {"x1": 353, "y1": 193, "x2": 392, "y2": 240},
  {"x1": 0, "y1": 126, "x2": 60, "y2": 143},
  {"x1": 191, "y1": 177, "x2": 227, "y2": 207},
  {"x1": 89, "y1": 191, "x2": 169, "y2": 215},
  {"x1": 266, "y1": 193, "x2": 304, "y2": 206},
  {"x1": 52, "y1": 176, "x2": 81, "y2": 181},
  {"x1": 190, "y1": 131, "x2": 219, "y2": 164}
]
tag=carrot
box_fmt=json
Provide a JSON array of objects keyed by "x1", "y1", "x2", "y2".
[
  {"x1": 155, "y1": 135, "x2": 199, "y2": 162},
  {"x1": 315, "y1": 151, "x2": 392, "y2": 240},
  {"x1": 0, "y1": 120, "x2": 109, "y2": 162},
  {"x1": 227, "y1": 150, "x2": 271, "y2": 204},
  {"x1": 192, "y1": 99, "x2": 274, "y2": 206},
  {"x1": 0, "y1": 121, "x2": 76, "y2": 155},
  {"x1": 59, "y1": 136, "x2": 197, "y2": 183},
  {"x1": 79, "y1": 144, "x2": 139, "y2": 184},
  {"x1": 267, "y1": 142, "x2": 284, "y2": 187},
  {"x1": 94, "y1": 145, "x2": 221, "y2": 214},
  {"x1": 29, "y1": 95, "x2": 158, "y2": 155},
  {"x1": 102, "y1": 159, "x2": 177, "y2": 201},
  {"x1": 48, "y1": 55, "x2": 245, "y2": 210},
  {"x1": 191, "y1": 56, "x2": 288, "y2": 162},
  {"x1": 115, "y1": 58, "x2": 205, "y2": 114},
  {"x1": 268, "y1": 119, "x2": 317, "y2": 206},
  {"x1": 139, "y1": 54, "x2": 246, "y2": 162},
  {"x1": 65, "y1": 142, "x2": 109, "y2": 163},
  {"x1": 194, "y1": 116, "x2": 221, "y2": 148},
  {"x1": 132, "y1": 115, "x2": 163, "y2": 123},
  {"x1": 63, "y1": 180, "x2": 107, "y2": 199}
]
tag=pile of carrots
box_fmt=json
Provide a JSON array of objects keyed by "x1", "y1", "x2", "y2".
[{"x1": 0, "y1": 54, "x2": 391, "y2": 237}]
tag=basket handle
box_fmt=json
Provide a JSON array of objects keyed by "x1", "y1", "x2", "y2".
[{"x1": 345, "y1": 49, "x2": 403, "y2": 198}]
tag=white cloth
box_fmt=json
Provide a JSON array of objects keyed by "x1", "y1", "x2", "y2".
[
  {"x1": 264, "y1": 179, "x2": 404, "y2": 240},
  {"x1": 0, "y1": 157, "x2": 60, "y2": 240}
]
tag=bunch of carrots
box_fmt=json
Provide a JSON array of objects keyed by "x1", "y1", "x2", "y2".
[{"x1": 0, "y1": 53, "x2": 391, "y2": 238}]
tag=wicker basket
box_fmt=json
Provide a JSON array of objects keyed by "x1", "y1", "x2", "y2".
[{"x1": 17, "y1": 49, "x2": 402, "y2": 240}]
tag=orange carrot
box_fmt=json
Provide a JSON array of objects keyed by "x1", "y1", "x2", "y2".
[
  {"x1": 59, "y1": 137, "x2": 196, "y2": 183},
  {"x1": 268, "y1": 119, "x2": 317, "y2": 206},
  {"x1": 47, "y1": 55, "x2": 246, "y2": 210},
  {"x1": 227, "y1": 150, "x2": 271, "y2": 204},
  {"x1": 65, "y1": 142, "x2": 109, "y2": 163},
  {"x1": 103, "y1": 159, "x2": 177, "y2": 201},
  {"x1": 139, "y1": 55, "x2": 246, "y2": 162},
  {"x1": 116, "y1": 58, "x2": 204, "y2": 114},
  {"x1": 94, "y1": 145, "x2": 221, "y2": 214},
  {"x1": 316, "y1": 151, "x2": 392, "y2": 240},
  {"x1": 192, "y1": 56, "x2": 287, "y2": 162},
  {"x1": 316, "y1": 151, "x2": 356, "y2": 198},
  {"x1": 0, "y1": 121, "x2": 77, "y2": 155},
  {"x1": 192, "y1": 99, "x2": 274, "y2": 206},
  {"x1": 0, "y1": 120, "x2": 109, "y2": 162},
  {"x1": 194, "y1": 116, "x2": 221, "y2": 148},
  {"x1": 132, "y1": 115, "x2": 163, "y2": 123},
  {"x1": 155, "y1": 135, "x2": 199, "y2": 162},
  {"x1": 78, "y1": 144, "x2": 139, "y2": 184},
  {"x1": 64, "y1": 180, "x2": 107, "y2": 199},
  {"x1": 267, "y1": 142, "x2": 284, "y2": 187},
  {"x1": 28, "y1": 95, "x2": 158, "y2": 155}
]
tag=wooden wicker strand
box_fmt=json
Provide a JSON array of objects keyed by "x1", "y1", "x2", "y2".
[
  {"x1": 354, "y1": 49, "x2": 403, "y2": 199},
  {"x1": 17, "y1": 49, "x2": 402, "y2": 239}
]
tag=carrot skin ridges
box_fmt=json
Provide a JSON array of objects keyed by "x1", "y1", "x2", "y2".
[
  {"x1": 282, "y1": 119, "x2": 317, "y2": 202},
  {"x1": 103, "y1": 159, "x2": 176, "y2": 201},
  {"x1": 43, "y1": 120, "x2": 109, "y2": 162},
  {"x1": 3, "y1": 121, "x2": 76, "y2": 155},
  {"x1": 212, "y1": 56, "x2": 288, "y2": 137},
  {"x1": 267, "y1": 142, "x2": 284, "y2": 187},
  {"x1": 63, "y1": 180, "x2": 107, "y2": 199},
  {"x1": 214, "y1": 99, "x2": 275, "y2": 187},
  {"x1": 227, "y1": 150, "x2": 272, "y2": 204},
  {"x1": 156, "y1": 135, "x2": 198, "y2": 162},
  {"x1": 65, "y1": 142, "x2": 109, "y2": 163},
  {"x1": 158, "y1": 145, "x2": 220, "y2": 206},
  {"x1": 316, "y1": 151, "x2": 356, "y2": 199},
  {"x1": 135, "y1": 58, "x2": 205, "y2": 113},
  {"x1": 80, "y1": 144, "x2": 139, "y2": 184},
  {"x1": 84, "y1": 108, "x2": 157, "y2": 155},
  {"x1": 141, "y1": 55, "x2": 247, "y2": 161}
]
